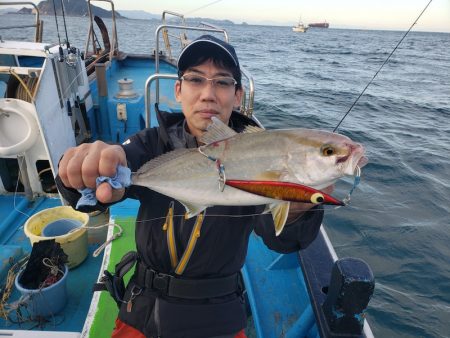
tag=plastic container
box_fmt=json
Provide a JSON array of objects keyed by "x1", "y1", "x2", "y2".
[
  {"x1": 42, "y1": 219, "x2": 83, "y2": 237},
  {"x1": 86, "y1": 209, "x2": 110, "y2": 244},
  {"x1": 15, "y1": 265, "x2": 69, "y2": 317},
  {"x1": 24, "y1": 206, "x2": 89, "y2": 269}
]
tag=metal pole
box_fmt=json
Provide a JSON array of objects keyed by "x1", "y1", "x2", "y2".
[{"x1": 144, "y1": 73, "x2": 178, "y2": 128}]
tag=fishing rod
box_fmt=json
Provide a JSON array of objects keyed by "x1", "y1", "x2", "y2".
[
  {"x1": 51, "y1": 0, "x2": 64, "y2": 61},
  {"x1": 333, "y1": 0, "x2": 433, "y2": 132},
  {"x1": 60, "y1": 0, "x2": 71, "y2": 50}
]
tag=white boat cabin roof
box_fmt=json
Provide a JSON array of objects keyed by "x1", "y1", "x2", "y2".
[{"x1": 0, "y1": 40, "x2": 59, "y2": 57}]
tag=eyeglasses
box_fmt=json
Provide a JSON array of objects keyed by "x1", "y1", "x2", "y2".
[{"x1": 180, "y1": 74, "x2": 237, "y2": 90}]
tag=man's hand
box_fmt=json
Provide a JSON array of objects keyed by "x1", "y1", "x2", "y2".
[
  {"x1": 286, "y1": 185, "x2": 335, "y2": 223},
  {"x1": 58, "y1": 141, "x2": 127, "y2": 204}
]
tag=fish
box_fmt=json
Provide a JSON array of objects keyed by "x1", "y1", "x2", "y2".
[{"x1": 131, "y1": 117, "x2": 367, "y2": 235}]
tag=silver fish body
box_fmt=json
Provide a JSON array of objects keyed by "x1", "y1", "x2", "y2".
[{"x1": 131, "y1": 117, "x2": 366, "y2": 234}]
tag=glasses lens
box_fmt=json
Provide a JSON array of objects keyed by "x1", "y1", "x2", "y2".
[
  {"x1": 182, "y1": 75, "x2": 206, "y2": 86},
  {"x1": 182, "y1": 74, "x2": 236, "y2": 89},
  {"x1": 214, "y1": 77, "x2": 236, "y2": 88}
]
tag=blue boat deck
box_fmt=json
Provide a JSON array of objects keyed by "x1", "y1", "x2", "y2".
[
  {"x1": 0, "y1": 195, "x2": 105, "y2": 332},
  {"x1": 244, "y1": 233, "x2": 319, "y2": 338}
]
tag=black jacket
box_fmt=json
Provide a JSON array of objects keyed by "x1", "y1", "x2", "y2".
[{"x1": 56, "y1": 110, "x2": 323, "y2": 337}]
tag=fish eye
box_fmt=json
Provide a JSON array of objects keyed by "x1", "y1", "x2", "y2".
[
  {"x1": 321, "y1": 145, "x2": 335, "y2": 156},
  {"x1": 311, "y1": 193, "x2": 325, "y2": 204}
]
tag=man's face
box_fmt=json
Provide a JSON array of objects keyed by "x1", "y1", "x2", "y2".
[{"x1": 175, "y1": 59, "x2": 243, "y2": 138}]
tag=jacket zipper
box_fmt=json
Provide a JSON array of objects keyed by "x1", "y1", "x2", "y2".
[
  {"x1": 163, "y1": 202, "x2": 179, "y2": 268},
  {"x1": 175, "y1": 212, "x2": 204, "y2": 275}
]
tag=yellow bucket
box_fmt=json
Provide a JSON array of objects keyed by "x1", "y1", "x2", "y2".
[
  {"x1": 24, "y1": 206, "x2": 89, "y2": 269},
  {"x1": 87, "y1": 209, "x2": 110, "y2": 244}
]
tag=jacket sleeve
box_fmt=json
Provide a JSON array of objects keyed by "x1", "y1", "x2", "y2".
[
  {"x1": 254, "y1": 206, "x2": 324, "y2": 253},
  {"x1": 55, "y1": 127, "x2": 161, "y2": 212}
]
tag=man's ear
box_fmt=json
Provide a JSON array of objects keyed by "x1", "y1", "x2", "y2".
[
  {"x1": 175, "y1": 80, "x2": 182, "y2": 102},
  {"x1": 234, "y1": 87, "x2": 244, "y2": 108}
]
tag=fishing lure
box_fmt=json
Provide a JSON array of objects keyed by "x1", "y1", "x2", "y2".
[{"x1": 225, "y1": 179, "x2": 344, "y2": 206}]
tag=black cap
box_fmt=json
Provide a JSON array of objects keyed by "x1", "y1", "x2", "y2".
[{"x1": 177, "y1": 34, "x2": 240, "y2": 72}]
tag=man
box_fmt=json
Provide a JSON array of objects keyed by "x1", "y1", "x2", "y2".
[{"x1": 57, "y1": 35, "x2": 325, "y2": 338}]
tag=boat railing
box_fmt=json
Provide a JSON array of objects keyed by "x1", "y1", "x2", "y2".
[
  {"x1": 144, "y1": 73, "x2": 178, "y2": 128},
  {"x1": 0, "y1": 1, "x2": 43, "y2": 42},
  {"x1": 84, "y1": 0, "x2": 118, "y2": 65},
  {"x1": 239, "y1": 67, "x2": 255, "y2": 117},
  {"x1": 153, "y1": 23, "x2": 254, "y2": 118},
  {"x1": 160, "y1": 10, "x2": 188, "y2": 61}
]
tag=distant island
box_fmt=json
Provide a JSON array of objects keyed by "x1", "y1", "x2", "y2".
[
  {"x1": 3, "y1": 0, "x2": 234, "y2": 26},
  {"x1": 118, "y1": 10, "x2": 235, "y2": 26},
  {"x1": 8, "y1": 0, "x2": 122, "y2": 18}
]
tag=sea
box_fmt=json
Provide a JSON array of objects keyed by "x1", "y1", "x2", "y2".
[{"x1": 1, "y1": 13, "x2": 449, "y2": 338}]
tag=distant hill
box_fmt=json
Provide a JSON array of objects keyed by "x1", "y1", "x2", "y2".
[
  {"x1": 117, "y1": 10, "x2": 159, "y2": 20},
  {"x1": 2, "y1": 0, "x2": 122, "y2": 18},
  {"x1": 117, "y1": 9, "x2": 234, "y2": 26},
  {"x1": 187, "y1": 17, "x2": 234, "y2": 26},
  {"x1": 0, "y1": 7, "x2": 21, "y2": 14},
  {"x1": 1, "y1": 4, "x2": 235, "y2": 26},
  {"x1": 17, "y1": 7, "x2": 33, "y2": 14},
  {"x1": 38, "y1": 0, "x2": 123, "y2": 17}
]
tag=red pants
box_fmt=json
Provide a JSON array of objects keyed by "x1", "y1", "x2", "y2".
[{"x1": 111, "y1": 318, "x2": 247, "y2": 338}]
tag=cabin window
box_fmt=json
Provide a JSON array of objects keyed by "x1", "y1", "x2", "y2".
[{"x1": 36, "y1": 160, "x2": 57, "y2": 193}]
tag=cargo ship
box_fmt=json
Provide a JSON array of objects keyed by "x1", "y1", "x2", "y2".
[{"x1": 308, "y1": 22, "x2": 329, "y2": 28}]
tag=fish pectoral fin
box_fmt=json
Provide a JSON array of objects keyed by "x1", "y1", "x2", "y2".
[
  {"x1": 198, "y1": 116, "x2": 237, "y2": 145},
  {"x1": 180, "y1": 201, "x2": 207, "y2": 219},
  {"x1": 255, "y1": 170, "x2": 286, "y2": 181},
  {"x1": 242, "y1": 125, "x2": 265, "y2": 133},
  {"x1": 266, "y1": 202, "x2": 290, "y2": 236}
]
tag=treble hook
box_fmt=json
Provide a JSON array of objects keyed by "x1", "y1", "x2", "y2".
[{"x1": 342, "y1": 165, "x2": 361, "y2": 205}]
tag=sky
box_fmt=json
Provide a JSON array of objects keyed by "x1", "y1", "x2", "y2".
[{"x1": 107, "y1": 0, "x2": 450, "y2": 33}]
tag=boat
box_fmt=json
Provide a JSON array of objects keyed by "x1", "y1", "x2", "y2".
[
  {"x1": 0, "y1": 1, "x2": 375, "y2": 337},
  {"x1": 308, "y1": 22, "x2": 330, "y2": 28},
  {"x1": 292, "y1": 18, "x2": 308, "y2": 33}
]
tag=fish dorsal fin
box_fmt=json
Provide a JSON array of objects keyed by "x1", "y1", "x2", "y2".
[
  {"x1": 265, "y1": 201, "x2": 290, "y2": 236},
  {"x1": 243, "y1": 125, "x2": 265, "y2": 133},
  {"x1": 136, "y1": 148, "x2": 192, "y2": 174},
  {"x1": 198, "y1": 116, "x2": 237, "y2": 145}
]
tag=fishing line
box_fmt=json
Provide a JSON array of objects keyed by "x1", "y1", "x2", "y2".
[
  {"x1": 333, "y1": 0, "x2": 433, "y2": 132},
  {"x1": 92, "y1": 200, "x2": 405, "y2": 225},
  {"x1": 116, "y1": 207, "x2": 332, "y2": 225},
  {"x1": 184, "y1": 0, "x2": 225, "y2": 16},
  {"x1": 12, "y1": 156, "x2": 31, "y2": 219}
]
